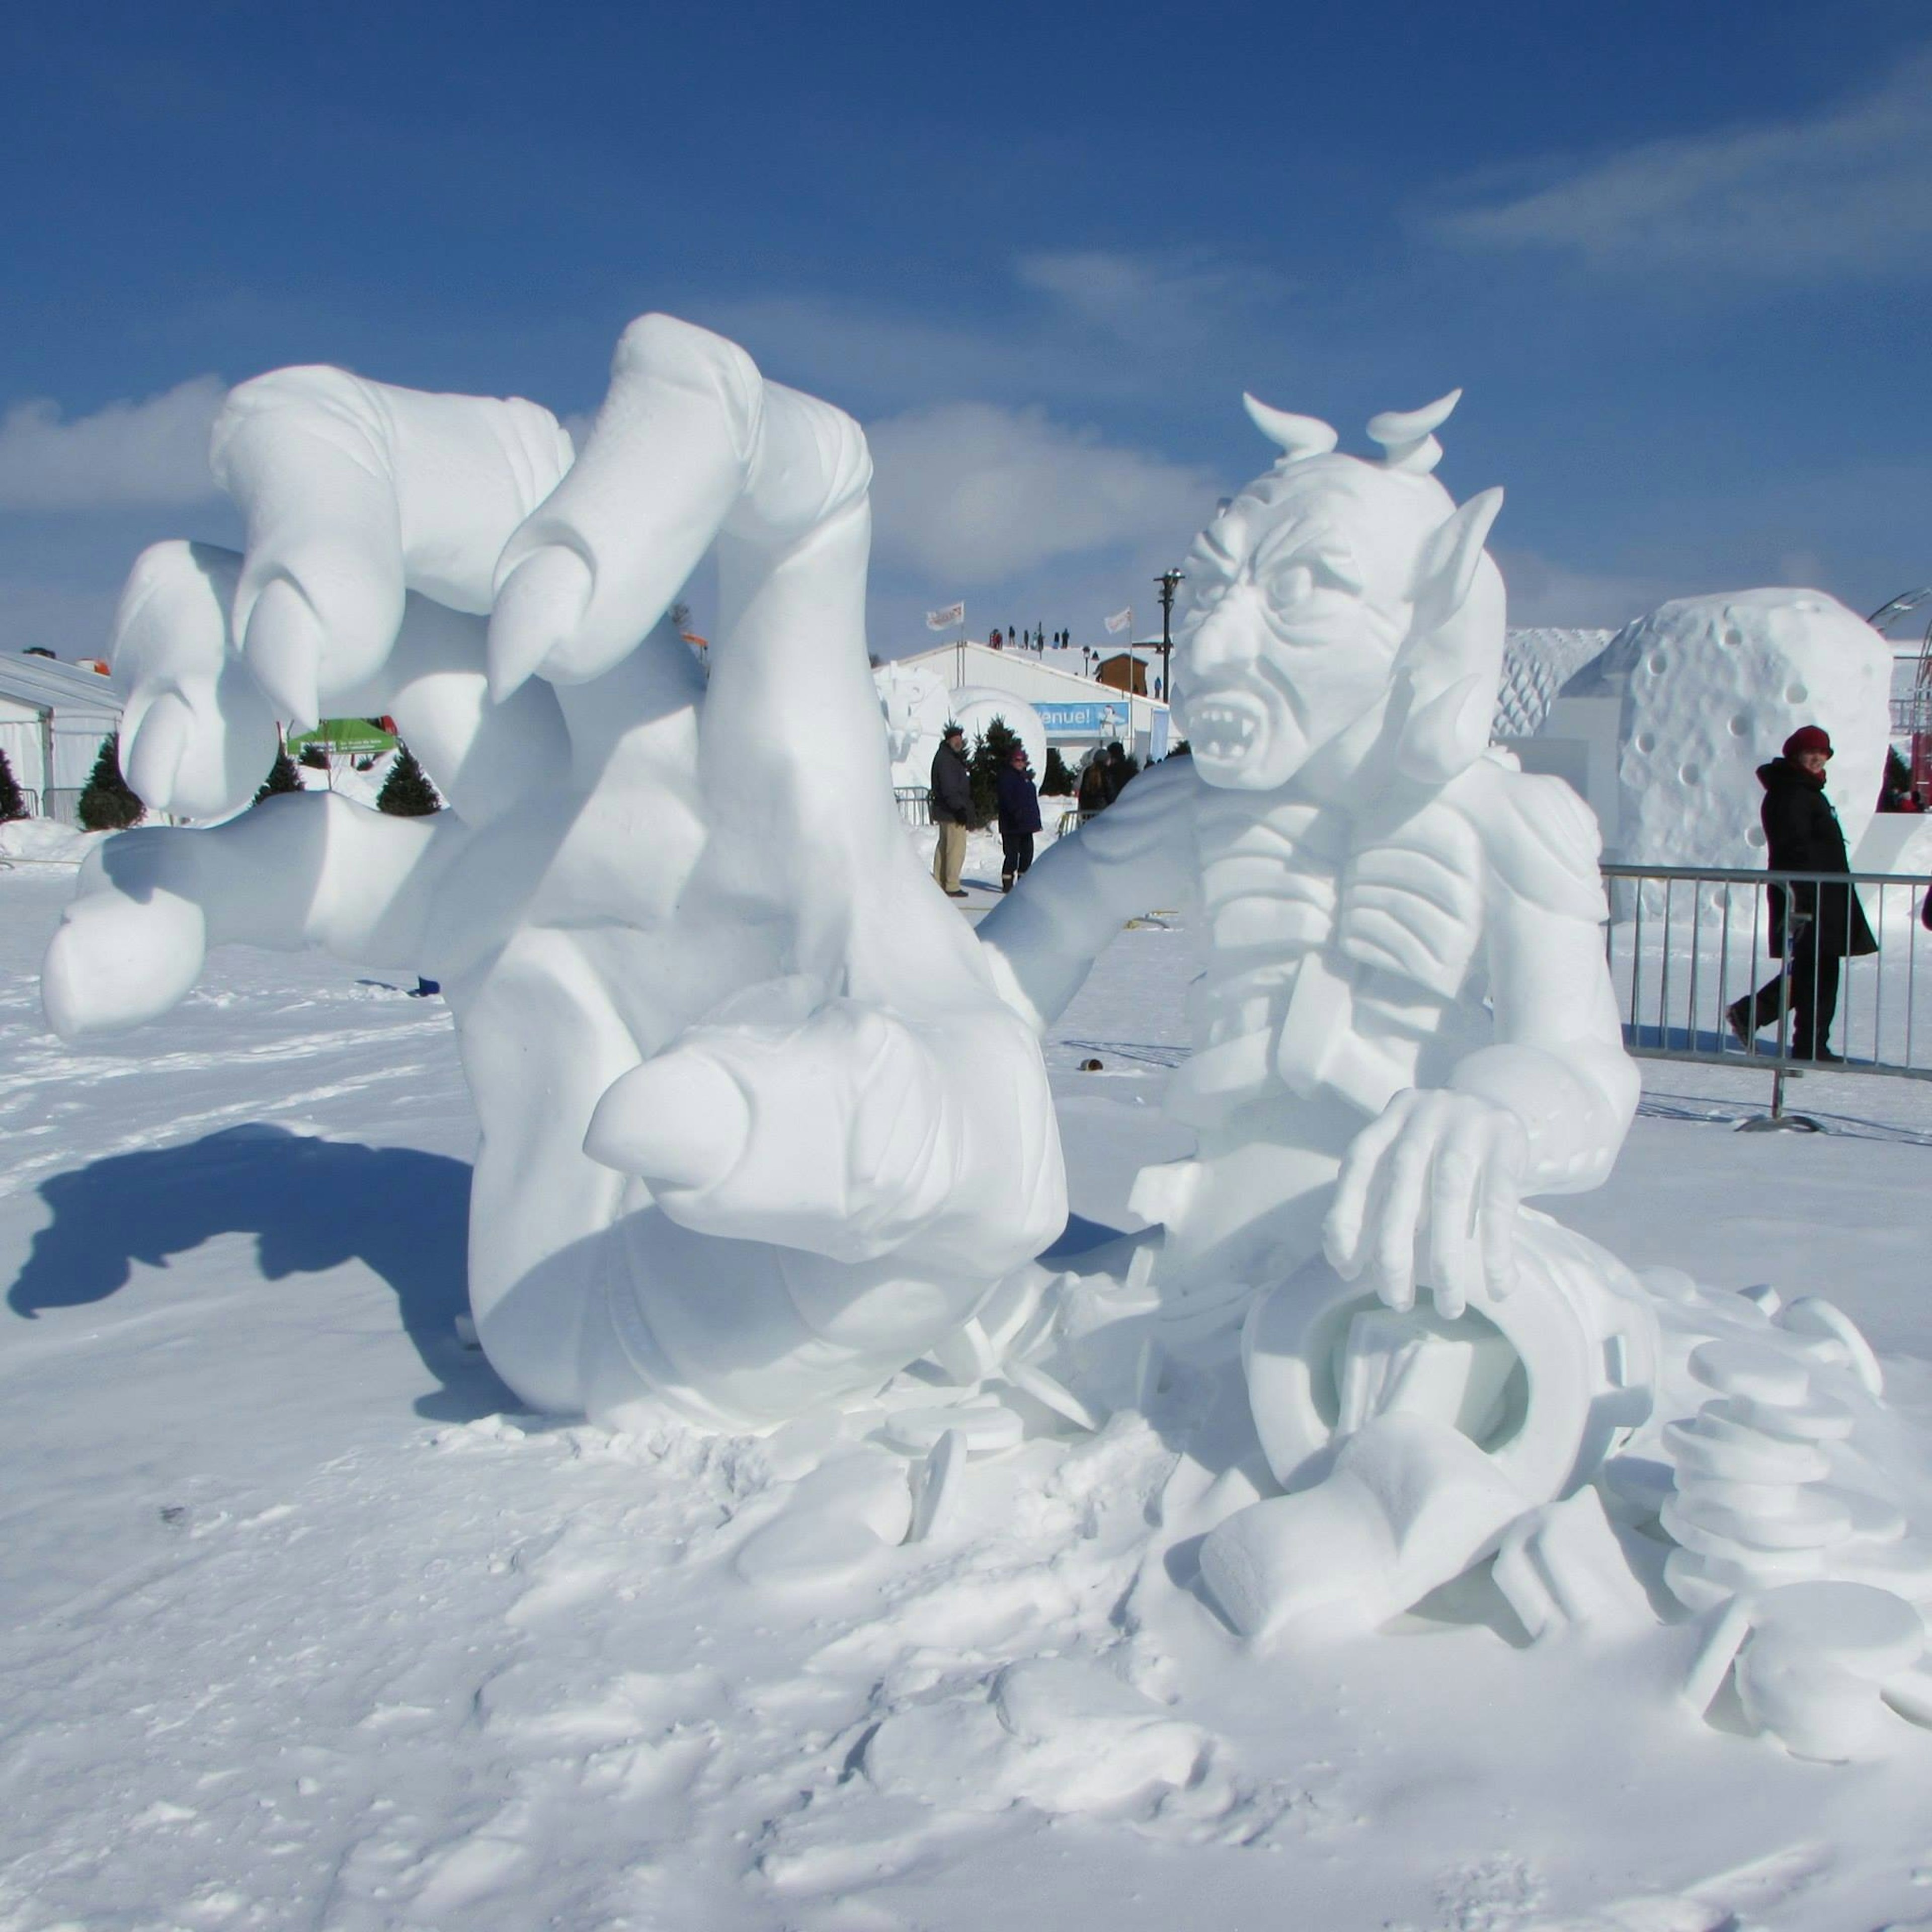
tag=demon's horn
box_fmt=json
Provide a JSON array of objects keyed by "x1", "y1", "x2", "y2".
[
  {"x1": 1366, "y1": 389, "x2": 1462, "y2": 474},
  {"x1": 1412, "y1": 486, "x2": 1504, "y2": 631},
  {"x1": 1242, "y1": 394, "x2": 1338, "y2": 461}
]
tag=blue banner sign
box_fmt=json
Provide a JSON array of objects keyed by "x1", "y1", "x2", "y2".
[{"x1": 1035, "y1": 700, "x2": 1132, "y2": 737}]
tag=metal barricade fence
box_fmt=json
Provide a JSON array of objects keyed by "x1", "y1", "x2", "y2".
[
  {"x1": 1602, "y1": 862, "x2": 1932, "y2": 1115},
  {"x1": 895, "y1": 786, "x2": 931, "y2": 828}
]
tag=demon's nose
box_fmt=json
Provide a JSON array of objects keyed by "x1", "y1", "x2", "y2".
[{"x1": 1183, "y1": 595, "x2": 1264, "y2": 677}]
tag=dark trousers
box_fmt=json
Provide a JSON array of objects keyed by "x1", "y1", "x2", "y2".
[
  {"x1": 1744, "y1": 942, "x2": 1841, "y2": 1053},
  {"x1": 1001, "y1": 831, "x2": 1034, "y2": 881}
]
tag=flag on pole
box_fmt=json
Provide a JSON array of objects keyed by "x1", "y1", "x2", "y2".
[
  {"x1": 1104, "y1": 606, "x2": 1133, "y2": 635},
  {"x1": 926, "y1": 601, "x2": 965, "y2": 632}
]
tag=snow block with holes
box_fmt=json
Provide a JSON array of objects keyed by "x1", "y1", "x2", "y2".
[{"x1": 1588, "y1": 590, "x2": 1890, "y2": 881}]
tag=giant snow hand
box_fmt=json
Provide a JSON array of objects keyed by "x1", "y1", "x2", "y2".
[{"x1": 43, "y1": 315, "x2": 1066, "y2": 1430}]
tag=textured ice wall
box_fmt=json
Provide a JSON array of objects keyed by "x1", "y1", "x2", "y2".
[
  {"x1": 1491, "y1": 626, "x2": 1615, "y2": 739},
  {"x1": 1599, "y1": 591, "x2": 1890, "y2": 871}
]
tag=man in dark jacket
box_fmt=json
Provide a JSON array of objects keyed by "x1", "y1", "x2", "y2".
[
  {"x1": 1076, "y1": 749, "x2": 1112, "y2": 817},
  {"x1": 995, "y1": 743, "x2": 1042, "y2": 893},
  {"x1": 929, "y1": 725, "x2": 973, "y2": 898},
  {"x1": 1727, "y1": 725, "x2": 1877, "y2": 1061}
]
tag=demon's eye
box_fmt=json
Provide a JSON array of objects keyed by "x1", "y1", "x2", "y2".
[
  {"x1": 1263, "y1": 564, "x2": 1314, "y2": 623},
  {"x1": 1179, "y1": 559, "x2": 1234, "y2": 632}
]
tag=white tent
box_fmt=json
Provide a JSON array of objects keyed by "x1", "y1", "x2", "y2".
[{"x1": 0, "y1": 653, "x2": 122, "y2": 821}]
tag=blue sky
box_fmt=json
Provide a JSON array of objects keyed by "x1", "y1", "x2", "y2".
[{"x1": 4, "y1": 0, "x2": 1929, "y2": 658}]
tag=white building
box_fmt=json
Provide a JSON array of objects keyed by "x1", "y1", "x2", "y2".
[
  {"x1": 0, "y1": 653, "x2": 122, "y2": 821},
  {"x1": 891, "y1": 641, "x2": 1173, "y2": 765}
]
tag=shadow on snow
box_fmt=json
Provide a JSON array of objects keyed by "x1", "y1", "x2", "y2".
[{"x1": 9, "y1": 1123, "x2": 510, "y2": 1421}]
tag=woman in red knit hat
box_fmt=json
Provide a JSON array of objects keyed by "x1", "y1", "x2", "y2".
[{"x1": 1727, "y1": 725, "x2": 1877, "y2": 1061}]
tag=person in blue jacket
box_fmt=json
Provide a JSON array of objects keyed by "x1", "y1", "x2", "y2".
[{"x1": 996, "y1": 742, "x2": 1042, "y2": 894}]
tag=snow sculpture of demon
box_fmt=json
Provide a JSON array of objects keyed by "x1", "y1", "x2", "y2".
[
  {"x1": 978, "y1": 391, "x2": 1660, "y2": 1640},
  {"x1": 42, "y1": 316, "x2": 1065, "y2": 1431}
]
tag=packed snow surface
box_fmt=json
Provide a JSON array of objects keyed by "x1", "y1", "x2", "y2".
[
  {"x1": 6, "y1": 856, "x2": 1932, "y2": 1931},
  {"x1": 0, "y1": 816, "x2": 99, "y2": 864}
]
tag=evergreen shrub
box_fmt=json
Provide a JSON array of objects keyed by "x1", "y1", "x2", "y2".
[
  {"x1": 78, "y1": 735, "x2": 145, "y2": 831},
  {"x1": 377, "y1": 745, "x2": 442, "y2": 816}
]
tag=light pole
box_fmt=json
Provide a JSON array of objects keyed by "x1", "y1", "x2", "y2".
[{"x1": 1155, "y1": 567, "x2": 1184, "y2": 705}]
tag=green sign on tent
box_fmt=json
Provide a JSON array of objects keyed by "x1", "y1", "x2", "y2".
[{"x1": 287, "y1": 718, "x2": 398, "y2": 758}]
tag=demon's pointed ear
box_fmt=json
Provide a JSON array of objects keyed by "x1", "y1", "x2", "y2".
[
  {"x1": 1395, "y1": 671, "x2": 1491, "y2": 785},
  {"x1": 1412, "y1": 487, "x2": 1503, "y2": 632}
]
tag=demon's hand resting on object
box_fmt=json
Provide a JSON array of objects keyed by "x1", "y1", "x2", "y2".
[{"x1": 41, "y1": 316, "x2": 1065, "y2": 1431}]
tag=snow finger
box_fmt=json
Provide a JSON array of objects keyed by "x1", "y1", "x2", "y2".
[
  {"x1": 1365, "y1": 1098, "x2": 1441, "y2": 1312},
  {"x1": 489, "y1": 316, "x2": 762, "y2": 698},
  {"x1": 1324, "y1": 1097, "x2": 1411, "y2": 1278},
  {"x1": 1424, "y1": 1118, "x2": 1484, "y2": 1321},
  {"x1": 1479, "y1": 1115, "x2": 1525, "y2": 1298}
]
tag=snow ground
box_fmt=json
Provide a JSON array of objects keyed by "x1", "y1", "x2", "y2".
[{"x1": 6, "y1": 850, "x2": 1932, "y2": 1932}]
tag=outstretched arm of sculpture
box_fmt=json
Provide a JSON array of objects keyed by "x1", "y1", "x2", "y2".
[
  {"x1": 1325, "y1": 773, "x2": 1638, "y2": 1320},
  {"x1": 43, "y1": 315, "x2": 1065, "y2": 1427},
  {"x1": 44, "y1": 793, "x2": 451, "y2": 1033},
  {"x1": 975, "y1": 755, "x2": 1202, "y2": 1030}
]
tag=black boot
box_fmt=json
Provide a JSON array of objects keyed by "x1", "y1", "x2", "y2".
[{"x1": 1001, "y1": 872, "x2": 1014, "y2": 894}]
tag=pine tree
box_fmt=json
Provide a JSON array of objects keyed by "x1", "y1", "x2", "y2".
[
  {"x1": 1041, "y1": 746, "x2": 1075, "y2": 796},
  {"x1": 78, "y1": 734, "x2": 144, "y2": 831},
  {"x1": 968, "y1": 716, "x2": 1020, "y2": 827},
  {"x1": 0, "y1": 748, "x2": 26, "y2": 823},
  {"x1": 377, "y1": 744, "x2": 442, "y2": 816},
  {"x1": 1883, "y1": 744, "x2": 1915, "y2": 810},
  {"x1": 254, "y1": 747, "x2": 304, "y2": 804}
]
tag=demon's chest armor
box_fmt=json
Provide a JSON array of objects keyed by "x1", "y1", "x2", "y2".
[{"x1": 1166, "y1": 787, "x2": 1491, "y2": 1129}]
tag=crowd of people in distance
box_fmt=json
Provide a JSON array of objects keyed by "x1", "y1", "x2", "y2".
[{"x1": 927, "y1": 729, "x2": 1140, "y2": 900}]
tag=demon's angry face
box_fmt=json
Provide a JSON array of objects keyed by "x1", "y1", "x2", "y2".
[{"x1": 1173, "y1": 457, "x2": 1447, "y2": 793}]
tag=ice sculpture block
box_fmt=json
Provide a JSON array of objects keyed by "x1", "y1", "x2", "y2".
[
  {"x1": 1580, "y1": 589, "x2": 1892, "y2": 880},
  {"x1": 43, "y1": 315, "x2": 1067, "y2": 1431}
]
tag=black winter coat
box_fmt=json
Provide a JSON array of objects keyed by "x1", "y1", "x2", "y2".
[
  {"x1": 1757, "y1": 758, "x2": 1878, "y2": 958},
  {"x1": 996, "y1": 764, "x2": 1042, "y2": 836},
  {"x1": 929, "y1": 743, "x2": 973, "y2": 825}
]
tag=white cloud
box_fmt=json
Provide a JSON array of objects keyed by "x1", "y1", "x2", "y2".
[
  {"x1": 1495, "y1": 546, "x2": 1700, "y2": 629},
  {"x1": 0, "y1": 376, "x2": 226, "y2": 512},
  {"x1": 866, "y1": 403, "x2": 1220, "y2": 583},
  {"x1": 1431, "y1": 53, "x2": 1932, "y2": 276},
  {"x1": 1013, "y1": 249, "x2": 1282, "y2": 347},
  {"x1": 698, "y1": 295, "x2": 1067, "y2": 413},
  {"x1": 701, "y1": 248, "x2": 1287, "y2": 416}
]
